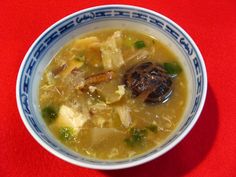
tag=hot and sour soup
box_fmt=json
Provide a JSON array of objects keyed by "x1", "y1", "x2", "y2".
[{"x1": 39, "y1": 29, "x2": 188, "y2": 160}]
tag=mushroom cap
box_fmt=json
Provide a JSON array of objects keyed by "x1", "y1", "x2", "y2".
[{"x1": 123, "y1": 62, "x2": 173, "y2": 103}]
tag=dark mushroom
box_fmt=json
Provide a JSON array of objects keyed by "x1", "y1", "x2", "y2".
[
  {"x1": 85, "y1": 70, "x2": 114, "y2": 86},
  {"x1": 123, "y1": 62, "x2": 173, "y2": 103},
  {"x1": 52, "y1": 64, "x2": 67, "y2": 76}
]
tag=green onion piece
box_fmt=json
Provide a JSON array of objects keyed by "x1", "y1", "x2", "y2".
[
  {"x1": 42, "y1": 106, "x2": 57, "y2": 123},
  {"x1": 124, "y1": 128, "x2": 147, "y2": 147},
  {"x1": 163, "y1": 62, "x2": 182, "y2": 75},
  {"x1": 74, "y1": 53, "x2": 85, "y2": 62},
  {"x1": 134, "y1": 40, "x2": 146, "y2": 49},
  {"x1": 59, "y1": 127, "x2": 74, "y2": 141},
  {"x1": 146, "y1": 125, "x2": 157, "y2": 133}
]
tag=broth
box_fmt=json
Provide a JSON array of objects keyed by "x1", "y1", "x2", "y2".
[{"x1": 39, "y1": 29, "x2": 188, "y2": 160}]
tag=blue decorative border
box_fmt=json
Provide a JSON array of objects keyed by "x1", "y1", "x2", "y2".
[{"x1": 18, "y1": 6, "x2": 205, "y2": 165}]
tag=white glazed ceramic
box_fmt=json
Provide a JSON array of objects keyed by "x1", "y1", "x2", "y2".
[{"x1": 16, "y1": 5, "x2": 207, "y2": 169}]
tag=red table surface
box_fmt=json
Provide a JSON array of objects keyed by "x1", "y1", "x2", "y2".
[{"x1": 1, "y1": 1, "x2": 236, "y2": 177}]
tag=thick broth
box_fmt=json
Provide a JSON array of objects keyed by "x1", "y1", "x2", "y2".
[{"x1": 39, "y1": 29, "x2": 188, "y2": 160}]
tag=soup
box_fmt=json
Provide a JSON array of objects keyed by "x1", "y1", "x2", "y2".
[{"x1": 39, "y1": 29, "x2": 188, "y2": 160}]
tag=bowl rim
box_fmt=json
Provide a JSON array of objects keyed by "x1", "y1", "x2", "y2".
[{"x1": 16, "y1": 4, "x2": 207, "y2": 170}]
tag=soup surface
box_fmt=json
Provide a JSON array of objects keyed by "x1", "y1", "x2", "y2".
[{"x1": 39, "y1": 29, "x2": 188, "y2": 160}]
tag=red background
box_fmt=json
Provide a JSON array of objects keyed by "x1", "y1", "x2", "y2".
[{"x1": 1, "y1": 1, "x2": 235, "y2": 177}]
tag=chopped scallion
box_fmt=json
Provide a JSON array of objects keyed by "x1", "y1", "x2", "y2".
[
  {"x1": 146, "y1": 125, "x2": 157, "y2": 133},
  {"x1": 42, "y1": 106, "x2": 57, "y2": 123},
  {"x1": 124, "y1": 128, "x2": 147, "y2": 147},
  {"x1": 134, "y1": 40, "x2": 146, "y2": 49},
  {"x1": 59, "y1": 127, "x2": 74, "y2": 141},
  {"x1": 74, "y1": 53, "x2": 85, "y2": 62},
  {"x1": 163, "y1": 62, "x2": 182, "y2": 75}
]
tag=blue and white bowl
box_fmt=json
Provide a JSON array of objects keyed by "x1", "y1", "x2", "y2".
[{"x1": 16, "y1": 5, "x2": 207, "y2": 169}]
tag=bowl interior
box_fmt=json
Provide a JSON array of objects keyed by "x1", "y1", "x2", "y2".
[{"x1": 17, "y1": 5, "x2": 207, "y2": 169}]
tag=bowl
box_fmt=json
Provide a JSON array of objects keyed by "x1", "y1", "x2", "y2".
[{"x1": 16, "y1": 4, "x2": 207, "y2": 169}]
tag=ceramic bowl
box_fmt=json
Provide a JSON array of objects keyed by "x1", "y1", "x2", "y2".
[{"x1": 16, "y1": 5, "x2": 207, "y2": 169}]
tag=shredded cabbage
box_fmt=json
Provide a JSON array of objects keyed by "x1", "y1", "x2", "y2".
[
  {"x1": 115, "y1": 105, "x2": 132, "y2": 128},
  {"x1": 100, "y1": 31, "x2": 124, "y2": 70}
]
